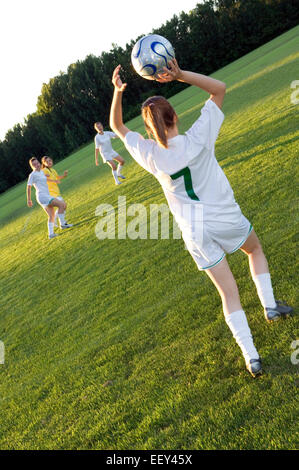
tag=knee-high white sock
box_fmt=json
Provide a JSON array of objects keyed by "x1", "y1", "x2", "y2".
[
  {"x1": 48, "y1": 222, "x2": 54, "y2": 236},
  {"x1": 54, "y1": 211, "x2": 59, "y2": 225},
  {"x1": 225, "y1": 310, "x2": 259, "y2": 364},
  {"x1": 252, "y1": 273, "x2": 276, "y2": 309},
  {"x1": 112, "y1": 170, "x2": 120, "y2": 184},
  {"x1": 57, "y1": 213, "x2": 66, "y2": 227},
  {"x1": 117, "y1": 163, "x2": 123, "y2": 176}
]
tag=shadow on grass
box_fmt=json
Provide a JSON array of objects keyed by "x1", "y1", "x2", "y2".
[
  {"x1": 221, "y1": 134, "x2": 299, "y2": 170},
  {"x1": 261, "y1": 353, "x2": 298, "y2": 380},
  {"x1": 71, "y1": 215, "x2": 98, "y2": 229},
  {"x1": 0, "y1": 212, "x2": 99, "y2": 251},
  {"x1": 223, "y1": 56, "x2": 299, "y2": 116}
]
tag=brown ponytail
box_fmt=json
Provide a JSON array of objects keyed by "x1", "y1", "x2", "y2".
[
  {"x1": 41, "y1": 156, "x2": 48, "y2": 169},
  {"x1": 141, "y1": 96, "x2": 177, "y2": 149}
]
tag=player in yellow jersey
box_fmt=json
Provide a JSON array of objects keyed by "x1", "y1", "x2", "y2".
[{"x1": 41, "y1": 156, "x2": 73, "y2": 229}]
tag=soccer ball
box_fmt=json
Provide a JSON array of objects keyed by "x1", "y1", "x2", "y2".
[{"x1": 131, "y1": 34, "x2": 175, "y2": 80}]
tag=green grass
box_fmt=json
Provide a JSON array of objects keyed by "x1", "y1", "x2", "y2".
[{"x1": 0, "y1": 26, "x2": 298, "y2": 450}]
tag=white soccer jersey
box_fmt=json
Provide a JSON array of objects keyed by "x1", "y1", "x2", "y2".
[
  {"x1": 95, "y1": 131, "x2": 118, "y2": 162},
  {"x1": 124, "y1": 99, "x2": 252, "y2": 270},
  {"x1": 125, "y1": 99, "x2": 242, "y2": 232},
  {"x1": 27, "y1": 170, "x2": 51, "y2": 200}
]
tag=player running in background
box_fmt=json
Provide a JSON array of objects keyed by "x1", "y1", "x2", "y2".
[
  {"x1": 109, "y1": 61, "x2": 293, "y2": 378},
  {"x1": 41, "y1": 156, "x2": 73, "y2": 229},
  {"x1": 94, "y1": 121, "x2": 126, "y2": 185},
  {"x1": 27, "y1": 157, "x2": 68, "y2": 239}
]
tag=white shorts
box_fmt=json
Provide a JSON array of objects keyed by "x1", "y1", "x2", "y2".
[
  {"x1": 100, "y1": 150, "x2": 119, "y2": 163},
  {"x1": 37, "y1": 194, "x2": 55, "y2": 208},
  {"x1": 183, "y1": 214, "x2": 253, "y2": 271}
]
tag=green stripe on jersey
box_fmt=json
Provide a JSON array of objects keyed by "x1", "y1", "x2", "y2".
[{"x1": 170, "y1": 167, "x2": 200, "y2": 201}]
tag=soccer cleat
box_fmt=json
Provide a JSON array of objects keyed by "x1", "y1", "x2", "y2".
[
  {"x1": 246, "y1": 358, "x2": 262, "y2": 378},
  {"x1": 264, "y1": 300, "x2": 293, "y2": 323},
  {"x1": 118, "y1": 175, "x2": 126, "y2": 179},
  {"x1": 49, "y1": 233, "x2": 59, "y2": 240},
  {"x1": 60, "y1": 223, "x2": 73, "y2": 229},
  {"x1": 115, "y1": 181, "x2": 122, "y2": 185}
]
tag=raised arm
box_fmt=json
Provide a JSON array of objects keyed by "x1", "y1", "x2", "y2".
[
  {"x1": 109, "y1": 65, "x2": 131, "y2": 141},
  {"x1": 45, "y1": 175, "x2": 61, "y2": 184},
  {"x1": 57, "y1": 170, "x2": 68, "y2": 180},
  {"x1": 157, "y1": 59, "x2": 226, "y2": 109}
]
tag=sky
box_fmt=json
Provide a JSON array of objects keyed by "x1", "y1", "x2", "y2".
[{"x1": 0, "y1": 0, "x2": 199, "y2": 141}]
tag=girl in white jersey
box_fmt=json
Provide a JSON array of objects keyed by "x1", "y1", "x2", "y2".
[
  {"x1": 110, "y1": 61, "x2": 293, "y2": 378},
  {"x1": 94, "y1": 121, "x2": 126, "y2": 185},
  {"x1": 27, "y1": 157, "x2": 68, "y2": 239}
]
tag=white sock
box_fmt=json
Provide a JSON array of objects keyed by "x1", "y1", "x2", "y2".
[
  {"x1": 112, "y1": 170, "x2": 120, "y2": 184},
  {"x1": 48, "y1": 222, "x2": 54, "y2": 236},
  {"x1": 117, "y1": 164, "x2": 123, "y2": 176},
  {"x1": 252, "y1": 273, "x2": 276, "y2": 309},
  {"x1": 58, "y1": 213, "x2": 66, "y2": 226},
  {"x1": 225, "y1": 310, "x2": 259, "y2": 364},
  {"x1": 54, "y1": 212, "x2": 59, "y2": 225}
]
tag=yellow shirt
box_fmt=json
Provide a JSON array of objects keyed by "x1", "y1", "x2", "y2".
[{"x1": 43, "y1": 167, "x2": 60, "y2": 197}]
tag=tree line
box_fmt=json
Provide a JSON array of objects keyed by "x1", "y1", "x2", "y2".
[{"x1": 0, "y1": 0, "x2": 298, "y2": 193}]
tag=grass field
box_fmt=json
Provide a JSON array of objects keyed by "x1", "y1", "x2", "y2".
[{"x1": 0, "y1": 26, "x2": 298, "y2": 450}]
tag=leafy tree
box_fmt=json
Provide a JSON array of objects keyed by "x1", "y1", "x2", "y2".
[{"x1": 1, "y1": 0, "x2": 298, "y2": 193}]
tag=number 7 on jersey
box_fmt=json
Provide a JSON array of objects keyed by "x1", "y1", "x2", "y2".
[{"x1": 170, "y1": 166, "x2": 200, "y2": 201}]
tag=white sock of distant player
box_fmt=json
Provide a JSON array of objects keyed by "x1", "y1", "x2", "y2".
[
  {"x1": 117, "y1": 163, "x2": 123, "y2": 177},
  {"x1": 57, "y1": 213, "x2": 66, "y2": 227},
  {"x1": 225, "y1": 310, "x2": 259, "y2": 364},
  {"x1": 252, "y1": 273, "x2": 276, "y2": 309},
  {"x1": 54, "y1": 211, "x2": 59, "y2": 226},
  {"x1": 48, "y1": 221, "x2": 54, "y2": 236},
  {"x1": 112, "y1": 170, "x2": 120, "y2": 184}
]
